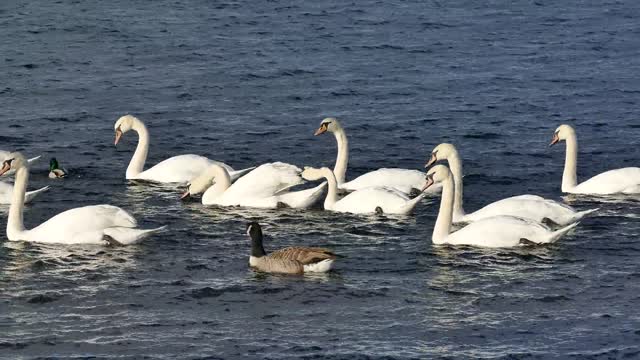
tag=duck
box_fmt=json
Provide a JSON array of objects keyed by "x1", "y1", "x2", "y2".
[
  {"x1": 550, "y1": 124, "x2": 640, "y2": 194},
  {"x1": 425, "y1": 143, "x2": 597, "y2": 226},
  {"x1": 314, "y1": 117, "x2": 440, "y2": 195},
  {"x1": 247, "y1": 222, "x2": 336, "y2": 274},
  {"x1": 48, "y1": 158, "x2": 68, "y2": 178},
  {"x1": 181, "y1": 162, "x2": 326, "y2": 209},
  {"x1": 424, "y1": 165, "x2": 579, "y2": 248},
  {"x1": 301, "y1": 166, "x2": 427, "y2": 215},
  {"x1": 0, "y1": 152, "x2": 166, "y2": 245},
  {"x1": 114, "y1": 115, "x2": 252, "y2": 184}
]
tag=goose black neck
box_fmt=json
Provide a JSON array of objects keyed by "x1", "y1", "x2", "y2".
[{"x1": 249, "y1": 223, "x2": 266, "y2": 257}]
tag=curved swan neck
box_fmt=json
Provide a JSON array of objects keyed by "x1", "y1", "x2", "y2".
[
  {"x1": 562, "y1": 131, "x2": 578, "y2": 192},
  {"x1": 320, "y1": 168, "x2": 340, "y2": 209},
  {"x1": 446, "y1": 149, "x2": 465, "y2": 219},
  {"x1": 8, "y1": 166, "x2": 28, "y2": 239},
  {"x1": 208, "y1": 164, "x2": 232, "y2": 191},
  {"x1": 433, "y1": 175, "x2": 454, "y2": 244},
  {"x1": 126, "y1": 118, "x2": 150, "y2": 179},
  {"x1": 332, "y1": 126, "x2": 349, "y2": 185}
]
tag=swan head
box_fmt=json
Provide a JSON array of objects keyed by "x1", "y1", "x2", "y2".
[
  {"x1": 114, "y1": 115, "x2": 138, "y2": 145},
  {"x1": 314, "y1": 117, "x2": 342, "y2": 136},
  {"x1": 422, "y1": 165, "x2": 450, "y2": 192},
  {"x1": 425, "y1": 143, "x2": 457, "y2": 168},
  {"x1": 180, "y1": 171, "x2": 215, "y2": 199},
  {"x1": 0, "y1": 152, "x2": 27, "y2": 176},
  {"x1": 550, "y1": 124, "x2": 576, "y2": 146},
  {"x1": 301, "y1": 166, "x2": 328, "y2": 181}
]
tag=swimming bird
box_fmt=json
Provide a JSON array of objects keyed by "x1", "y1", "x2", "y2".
[{"x1": 48, "y1": 158, "x2": 68, "y2": 178}]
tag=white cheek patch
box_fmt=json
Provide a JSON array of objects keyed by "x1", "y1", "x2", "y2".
[{"x1": 246, "y1": 225, "x2": 252, "y2": 236}]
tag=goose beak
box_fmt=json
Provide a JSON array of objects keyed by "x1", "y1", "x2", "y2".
[
  {"x1": 549, "y1": 133, "x2": 559, "y2": 147},
  {"x1": 114, "y1": 129, "x2": 123, "y2": 146},
  {"x1": 422, "y1": 176, "x2": 434, "y2": 192},
  {"x1": 425, "y1": 153, "x2": 437, "y2": 168},
  {"x1": 0, "y1": 162, "x2": 11, "y2": 176}
]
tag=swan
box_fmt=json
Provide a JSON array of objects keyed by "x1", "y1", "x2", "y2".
[
  {"x1": 0, "y1": 151, "x2": 40, "y2": 176},
  {"x1": 425, "y1": 143, "x2": 597, "y2": 226},
  {"x1": 314, "y1": 117, "x2": 441, "y2": 195},
  {"x1": 301, "y1": 166, "x2": 426, "y2": 215},
  {"x1": 0, "y1": 152, "x2": 166, "y2": 245},
  {"x1": 425, "y1": 165, "x2": 579, "y2": 248},
  {"x1": 114, "y1": 115, "x2": 252, "y2": 184},
  {"x1": 181, "y1": 162, "x2": 327, "y2": 209},
  {"x1": 48, "y1": 158, "x2": 68, "y2": 178},
  {"x1": 0, "y1": 182, "x2": 49, "y2": 204},
  {"x1": 247, "y1": 222, "x2": 336, "y2": 274},
  {"x1": 550, "y1": 124, "x2": 640, "y2": 194}
]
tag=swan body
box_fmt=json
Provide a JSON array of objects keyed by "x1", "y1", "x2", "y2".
[
  {"x1": 0, "y1": 152, "x2": 165, "y2": 245},
  {"x1": 114, "y1": 115, "x2": 251, "y2": 184},
  {"x1": 0, "y1": 182, "x2": 49, "y2": 204},
  {"x1": 184, "y1": 162, "x2": 326, "y2": 209},
  {"x1": 247, "y1": 222, "x2": 336, "y2": 274},
  {"x1": 314, "y1": 117, "x2": 440, "y2": 195},
  {"x1": 550, "y1": 124, "x2": 640, "y2": 194},
  {"x1": 425, "y1": 165, "x2": 578, "y2": 248},
  {"x1": 426, "y1": 143, "x2": 597, "y2": 225},
  {"x1": 302, "y1": 166, "x2": 426, "y2": 215},
  {"x1": 0, "y1": 151, "x2": 40, "y2": 176}
]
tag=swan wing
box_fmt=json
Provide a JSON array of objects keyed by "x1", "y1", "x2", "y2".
[
  {"x1": 134, "y1": 155, "x2": 234, "y2": 184},
  {"x1": 574, "y1": 167, "x2": 640, "y2": 194},
  {"x1": 465, "y1": 196, "x2": 579, "y2": 225},
  {"x1": 222, "y1": 162, "x2": 304, "y2": 201},
  {"x1": 445, "y1": 215, "x2": 557, "y2": 247},
  {"x1": 341, "y1": 168, "x2": 432, "y2": 194},
  {"x1": 333, "y1": 186, "x2": 417, "y2": 214}
]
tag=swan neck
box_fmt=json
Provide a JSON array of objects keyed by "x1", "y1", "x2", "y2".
[
  {"x1": 562, "y1": 133, "x2": 578, "y2": 192},
  {"x1": 332, "y1": 127, "x2": 349, "y2": 185},
  {"x1": 126, "y1": 119, "x2": 149, "y2": 179},
  {"x1": 210, "y1": 165, "x2": 232, "y2": 190},
  {"x1": 8, "y1": 166, "x2": 27, "y2": 239},
  {"x1": 433, "y1": 175, "x2": 454, "y2": 244},
  {"x1": 447, "y1": 150, "x2": 465, "y2": 218},
  {"x1": 321, "y1": 168, "x2": 340, "y2": 209}
]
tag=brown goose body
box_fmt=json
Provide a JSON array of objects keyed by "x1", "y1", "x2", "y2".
[{"x1": 247, "y1": 223, "x2": 337, "y2": 275}]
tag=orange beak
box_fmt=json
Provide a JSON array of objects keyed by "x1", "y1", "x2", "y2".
[
  {"x1": 425, "y1": 153, "x2": 437, "y2": 168},
  {"x1": 421, "y1": 176, "x2": 434, "y2": 192},
  {"x1": 549, "y1": 133, "x2": 559, "y2": 147},
  {"x1": 180, "y1": 190, "x2": 190, "y2": 200},
  {"x1": 0, "y1": 162, "x2": 12, "y2": 176},
  {"x1": 314, "y1": 125, "x2": 327, "y2": 136},
  {"x1": 114, "y1": 128, "x2": 123, "y2": 146}
]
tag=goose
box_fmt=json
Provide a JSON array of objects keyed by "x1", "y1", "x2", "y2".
[
  {"x1": 425, "y1": 165, "x2": 579, "y2": 248},
  {"x1": 181, "y1": 162, "x2": 326, "y2": 209},
  {"x1": 301, "y1": 166, "x2": 426, "y2": 215},
  {"x1": 0, "y1": 152, "x2": 166, "y2": 245},
  {"x1": 550, "y1": 124, "x2": 640, "y2": 194},
  {"x1": 114, "y1": 115, "x2": 252, "y2": 184},
  {"x1": 0, "y1": 151, "x2": 40, "y2": 176},
  {"x1": 48, "y1": 158, "x2": 68, "y2": 178},
  {"x1": 247, "y1": 222, "x2": 336, "y2": 274},
  {"x1": 314, "y1": 117, "x2": 441, "y2": 195},
  {"x1": 425, "y1": 143, "x2": 597, "y2": 226}
]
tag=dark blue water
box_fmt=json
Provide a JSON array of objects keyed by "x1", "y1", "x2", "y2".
[{"x1": 1, "y1": 0, "x2": 640, "y2": 358}]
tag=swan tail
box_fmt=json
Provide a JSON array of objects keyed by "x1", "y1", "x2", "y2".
[
  {"x1": 546, "y1": 222, "x2": 579, "y2": 244},
  {"x1": 229, "y1": 167, "x2": 256, "y2": 182},
  {"x1": 24, "y1": 186, "x2": 50, "y2": 204},
  {"x1": 279, "y1": 182, "x2": 327, "y2": 209},
  {"x1": 27, "y1": 155, "x2": 42, "y2": 164},
  {"x1": 395, "y1": 193, "x2": 428, "y2": 215},
  {"x1": 303, "y1": 259, "x2": 334, "y2": 273},
  {"x1": 104, "y1": 225, "x2": 167, "y2": 245},
  {"x1": 567, "y1": 208, "x2": 599, "y2": 224}
]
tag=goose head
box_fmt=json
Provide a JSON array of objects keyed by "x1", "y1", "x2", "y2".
[
  {"x1": 422, "y1": 164, "x2": 450, "y2": 192},
  {"x1": 114, "y1": 115, "x2": 138, "y2": 145},
  {"x1": 549, "y1": 124, "x2": 575, "y2": 146},
  {"x1": 180, "y1": 171, "x2": 215, "y2": 199},
  {"x1": 301, "y1": 166, "x2": 329, "y2": 181},
  {"x1": 314, "y1": 117, "x2": 342, "y2": 136},
  {"x1": 425, "y1": 143, "x2": 457, "y2": 168},
  {"x1": 0, "y1": 152, "x2": 27, "y2": 176},
  {"x1": 246, "y1": 222, "x2": 266, "y2": 257}
]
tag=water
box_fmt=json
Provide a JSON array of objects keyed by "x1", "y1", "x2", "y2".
[{"x1": 1, "y1": 0, "x2": 640, "y2": 358}]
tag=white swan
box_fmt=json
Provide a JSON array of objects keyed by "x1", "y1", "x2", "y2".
[
  {"x1": 314, "y1": 117, "x2": 440, "y2": 195},
  {"x1": 0, "y1": 182, "x2": 49, "y2": 204},
  {"x1": 114, "y1": 115, "x2": 252, "y2": 184},
  {"x1": 182, "y1": 162, "x2": 326, "y2": 209},
  {"x1": 550, "y1": 124, "x2": 640, "y2": 194},
  {"x1": 0, "y1": 151, "x2": 40, "y2": 176},
  {"x1": 301, "y1": 166, "x2": 426, "y2": 215},
  {"x1": 425, "y1": 165, "x2": 579, "y2": 248},
  {"x1": 0, "y1": 152, "x2": 166, "y2": 245},
  {"x1": 426, "y1": 143, "x2": 597, "y2": 225}
]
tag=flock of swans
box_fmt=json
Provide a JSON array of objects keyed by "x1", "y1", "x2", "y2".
[{"x1": 1, "y1": 115, "x2": 639, "y2": 274}]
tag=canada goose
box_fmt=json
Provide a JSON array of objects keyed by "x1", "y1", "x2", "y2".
[{"x1": 246, "y1": 222, "x2": 337, "y2": 274}]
